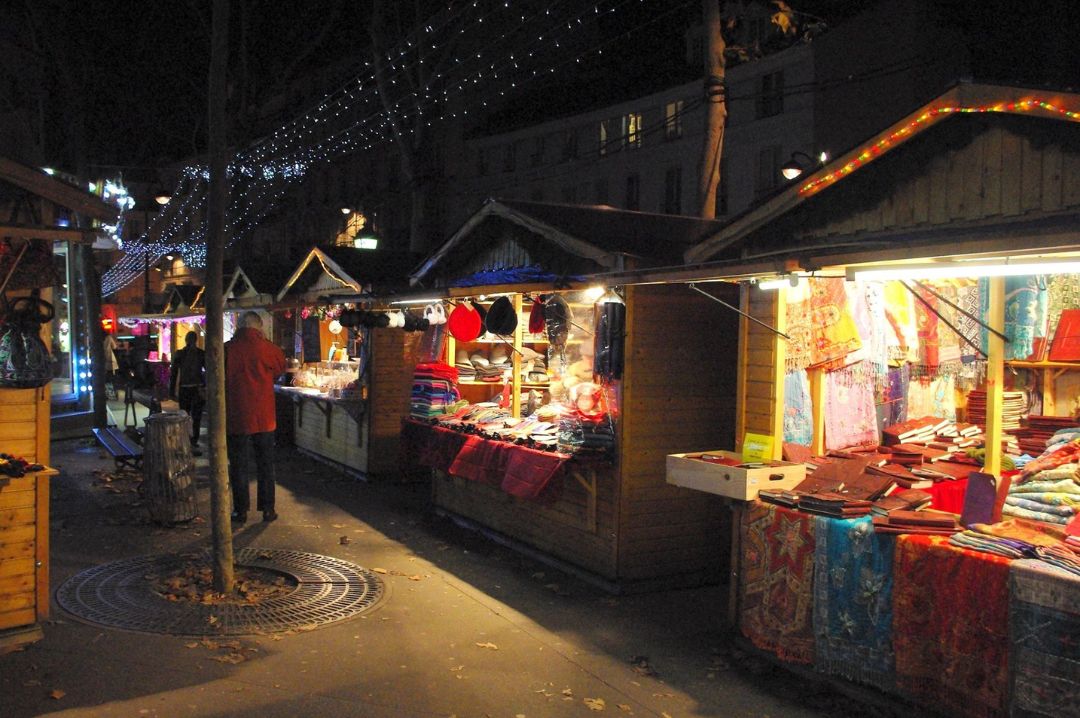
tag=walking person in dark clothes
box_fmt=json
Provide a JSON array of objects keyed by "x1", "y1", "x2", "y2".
[
  {"x1": 226, "y1": 311, "x2": 286, "y2": 524},
  {"x1": 170, "y1": 331, "x2": 206, "y2": 455}
]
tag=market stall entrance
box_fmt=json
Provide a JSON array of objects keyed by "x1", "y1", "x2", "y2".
[{"x1": 57, "y1": 548, "x2": 385, "y2": 636}]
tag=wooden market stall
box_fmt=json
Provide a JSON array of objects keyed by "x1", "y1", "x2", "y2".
[
  {"x1": 0, "y1": 155, "x2": 118, "y2": 651},
  {"x1": 658, "y1": 82, "x2": 1080, "y2": 718},
  {"x1": 275, "y1": 246, "x2": 417, "y2": 479},
  {"x1": 403, "y1": 199, "x2": 742, "y2": 590}
]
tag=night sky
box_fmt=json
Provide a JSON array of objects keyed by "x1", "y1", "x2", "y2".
[{"x1": 0, "y1": 1, "x2": 1076, "y2": 175}]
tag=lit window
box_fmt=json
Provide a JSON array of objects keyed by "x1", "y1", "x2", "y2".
[
  {"x1": 625, "y1": 112, "x2": 643, "y2": 149},
  {"x1": 334, "y1": 211, "x2": 368, "y2": 247}
]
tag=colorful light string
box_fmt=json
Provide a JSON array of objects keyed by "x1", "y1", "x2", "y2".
[{"x1": 798, "y1": 98, "x2": 1080, "y2": 196}]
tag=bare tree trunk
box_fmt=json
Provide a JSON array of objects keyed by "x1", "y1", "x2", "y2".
[
  {"x1": 698, "y1": 0, "x2": 727, "y2": 219},
  {"x1": 206, "y1": 0, "x2": 234, "y2": 594}
]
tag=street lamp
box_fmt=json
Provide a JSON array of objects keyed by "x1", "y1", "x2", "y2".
[
  {"x1": 780, "y1": 151, "x2": 824, "y2": 181},
  {"x1": 154, "y1": 190, "x2": 172, "y2": 205}
]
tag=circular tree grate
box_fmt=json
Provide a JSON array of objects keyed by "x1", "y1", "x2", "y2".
[{"x1": 57, "y1": 548, "x2": 385, "y2": 636}]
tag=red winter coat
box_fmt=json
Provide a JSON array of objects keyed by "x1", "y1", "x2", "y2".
[{"x1": 225, "y1": 327, "x2": 286, "y2": 435}]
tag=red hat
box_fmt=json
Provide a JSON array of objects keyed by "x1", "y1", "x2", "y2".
[
  {"x1": 447, "y1": 302, "x2": 482, "y2": 342},
  {"x1": 528, "y1": 296, "x2": 545, "y2": 334}
]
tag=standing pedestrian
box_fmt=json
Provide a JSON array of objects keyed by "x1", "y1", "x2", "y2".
[
  {"x1": 170, "y1": 331, "x2": 206, "y2": 454},
  {"x1": 226, "y1": 311, "x2": 285, "y2": 524}
]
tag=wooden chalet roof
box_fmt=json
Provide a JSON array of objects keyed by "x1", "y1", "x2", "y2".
[
  {"x1": 277, "y1": 246, "x2": 416, "y2": 302},
  {"x1": 0, "y1": 156, "x2": 120, "y2": 244},
  {"x1": 410, "y1": 199, "x2": 729, "y2": 286},
  {"x1": 686, "y1": 82, "x2": 1080, "y2": 267}
]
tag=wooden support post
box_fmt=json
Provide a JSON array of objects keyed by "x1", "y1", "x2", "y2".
[
  {"x1": 570, "y1": 467, "x2": 598, "y2": 534},
  {"x1": 734, "y1": 284, "x2": 750, "y2": 453},
  {"x1": 770, "y1": 287, "x2": 787, "y2": 460},
  {"x1": 984, "y1": 276, "x2": 1006, "y2": 477},
  {"x1": 808, "y1": 367, "x2": 826, "y2": 456},
  {"x1": 727, "y1": 500, "x2": 744, "y2": 630}
]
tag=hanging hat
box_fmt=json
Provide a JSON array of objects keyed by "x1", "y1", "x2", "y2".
[
  {"x1": 528, "y1": 296, "x2": 545, "y2": 334},
  {"x1": 543, "y1": 294, "x2": 572, "y2": 346},
  {"x1": 447, "y1": 302, "x2": 482, "y2": 342},
  {"x1": 569, "y1": 382, "x2": 604, "y2": 419},
  {"x1": 485, "y1": 296, "x2": 518, "y2": 336},
  {"x1": 472, "y1": 301, "x2": 488, "y2": 333}
]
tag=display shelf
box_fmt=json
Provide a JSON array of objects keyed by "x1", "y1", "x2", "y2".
[{"x1": 1005, "y1": 360, "x2": 1080, "y2": 369}]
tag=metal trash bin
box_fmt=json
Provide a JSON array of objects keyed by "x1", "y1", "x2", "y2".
[{"x1": 142, "y1": 411, "x2": 198, "y2": 524}]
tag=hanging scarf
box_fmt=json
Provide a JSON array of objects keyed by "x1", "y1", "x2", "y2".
[
  {"x1": 809, "y1": 278, "x2": 862, "y2": 368},
  {"x1": 913, "y1": 283, "x2": 941, "y2": 370},
  {"x1": 784, "y1": 280, "x2": 813, "y2": 372},
  {"x1": 883, "y1": 281, "x2": 918, "y2": 361},
  {"x1": 1004, "y1": 276, "x2": 1041, "y2": 360},
  {"x1": 825, "y1": 363, "x2": 878, "y2": 450},
  {"x1": 783, "y1": 370, "x2": 814, "y2": 447},
  {"x1": 813, "y1": 516, "x2": 896, "y2": 692}
]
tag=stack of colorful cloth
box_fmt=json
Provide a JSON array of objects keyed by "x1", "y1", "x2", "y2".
[
  {"x1": 949, "y1": 519, "x2": 1080, "y2": 576},
  {"x1": 410, "y1": 362, "x2": 460, "y2": 419},
  {"x1": 454, "y1": 349, "x2": 476, "y2": 382},
  {"x1": 1005, "y1": 444, "x2": 1080, "y2": 524}
]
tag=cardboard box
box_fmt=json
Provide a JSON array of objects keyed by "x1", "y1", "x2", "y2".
[{"x1": 666, "y1": 450, "x2": 806, "y2": 501}]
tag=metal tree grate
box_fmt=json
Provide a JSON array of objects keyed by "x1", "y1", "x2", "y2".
[{"x1": 56, "y1": 548, "x2": 385, "y2": 636}]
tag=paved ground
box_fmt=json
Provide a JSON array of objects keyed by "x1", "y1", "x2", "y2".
[{"x1": 0, "y1": 435, "x2": 917, "y2": 718}]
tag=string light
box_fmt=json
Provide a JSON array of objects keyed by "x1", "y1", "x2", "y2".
[
  {"x1": 798, "y1": 97, "x2": 1080, "y2": 196},
  {"x1": 102, "y1": 0, "x2": 667, "y2": 295}
]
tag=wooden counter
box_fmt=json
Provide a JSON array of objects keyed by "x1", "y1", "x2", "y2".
[{"x1": 0, "y1": 467, "x2": 56, "y2": 652}]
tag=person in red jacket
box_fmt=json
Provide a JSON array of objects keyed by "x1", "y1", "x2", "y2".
[{"x1": 226, "y1": 311, "x2": 286, "y2": 524}]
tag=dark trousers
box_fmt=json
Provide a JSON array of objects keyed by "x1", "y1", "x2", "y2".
[
  {"x1": 177, "y1": 386, "x2": 204, "y2": 442},
  {"x1": 228, "y1": 432, "x2": 275, "y2": 514}
]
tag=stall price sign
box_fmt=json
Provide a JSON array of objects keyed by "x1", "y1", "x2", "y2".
[{"x1": 742, "y1": 432, "x2": 775, "y2": 463}]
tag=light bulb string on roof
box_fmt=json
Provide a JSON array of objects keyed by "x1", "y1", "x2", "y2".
[{"x1": 104, "y1": 0, "x2": 668, "y2": 292}]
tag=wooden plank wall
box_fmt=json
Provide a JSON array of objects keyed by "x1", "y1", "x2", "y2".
[
  {"x1": 738, "y1": 287, "x2": 784, "y2": 456},
  {"x1": 794, "y1": 116, "x2": 1080, "y2": 241},
  {"x1": 0, "y1": 474, "x2": 43, "y2": 629},
  {"x1": 433, "y1": 468, "x2": 619, "y2": 579},
  {"x1": 616, "y1": 284, "x2": 740, "y2": 586},
  {"x1": 0, "y1": 386, "x2": 50, "y2": 466},
  {"x1": 368, "y1": 329, "x2": 422, "y2": 478},
  {"x1": 293, "y1": 399, "x2": 367, "y2": 473}
]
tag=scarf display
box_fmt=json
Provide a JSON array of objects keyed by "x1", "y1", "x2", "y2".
[
  {"x1": 809, "y1": 278, "x2": 863, "y2": 368},
  {"x1": 1046, "y1": 274, "x2": 1080, "y2": 342},
  {"x1": 784, "y1": 281, "x2": 813, "y2": 372},
  {"x1": 1004, "y1": 276, "x2": 1042, "y2": 360},
  {"x1": 812, "y1": 516, "x2": 896, "y2": 691},
  {"x1": 893, "y1": 535, "x2": 1011, "y2": 718},
  {"x1": 1008, "y1": 559, "x2": 1080, "y2": 717},
  {"x1": 913, "y1": 284, "x2": 940, "y2": 369},
  {"x1": 824, "y1": 364, "x2": 878, "y2": 450},
  {"x1": 783, "y1": 370, "x2": 814, "y2": 447},
  {"x1": 740, "y1": 502, "x2": 817, "y2": 664},
  {"x1": 883, "y1": 281, "x2": 918, "y2": 361},
  {"x1": 875, "y1": 364, "x2": 909, "y2": 433}
]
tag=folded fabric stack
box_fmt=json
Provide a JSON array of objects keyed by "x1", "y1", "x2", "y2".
[
  {"x1": 950, "y1": 529, "x2": 1038, "y2": 558},
  {"x1": 410, "y1": 362, "x2": 460, "y2": 419},
  {"x1": 1003, "y1": 464, "x2": 1080, "y2": 525},
  {"x1": 1067, "y1": 514, "x2": 1080, "y2": 554},
  {"x1": 519, "y1": 347, "x2": 549, "y2": 384},
  {"x1": 558, "y1": 415, "x2": 615, "y2": 455},
  {"x1": 468, "y1": 347, "x2": 512, "y2": 383},
  {"x1": 872, "y1": 509, "x2": 961, "y2": 535},
  {"x1": 454, "y1": 349, "x2": 476, "y2": 382}
]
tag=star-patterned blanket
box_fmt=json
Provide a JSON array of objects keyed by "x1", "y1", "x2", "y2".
[
  {"x1": 740, "y1": 502, "x2": 816, "y2": 664},
  {"x1": 812, "y1": 515, "x2": 896, "y2": 691}
]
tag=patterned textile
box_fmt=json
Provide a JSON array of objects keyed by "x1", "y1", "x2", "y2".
[
  {"x1": 934, "y1": 281, "x2": 963, "y2": 365},
  {"x1": 913, "y1": 284, "x2": 941, "y2": 369},
  {"x1": 400, "y1": 420, "x2": 469, "y2": 472},
  {"x1": 957, "y1": 280, "x2": 982, "y2": 364},
  {"x1": 500, "y1": 446, "x2": 569, "y2": 500},
  {"x1": 809, "y1": 278, "x2": 862, "y2": 368},
  {"x1": 1046, "y1": 273, "x2": 1080, "y2": 346},
  {"x1": 1005, "y1": 495, "x2": 1077, "y2": 516},
  {"x1": 740, "y1": 502, "x2": 817, "y2": 664},
  {"x1": 1005, "y1": 276, "x2": 1042, "y2": 360},
  {"x1": 893, "y1": 535, "x2": 1012, "y2": 718},
  {"x1": 875, "y1": 364, "x2": 909, "y2": 434},
  {"x1": 824, "y1": 364, "x2": 878, "y2": 450},
  {"x1": 971, "y1": 519, "x2": 1067, "y2": 547},
  {"x1": 1009, "y1": 559, "x2": 1080, "y2": 717},
  {"x1": 785, "y1": 281, "x2": 813, "y2": 372},
  {"x1": 1014, "y1": 478, "x2": 1080, "y2": 495},
  {"x1": 783, "y1": 370, "x2": 814, "y2": 447},
  {"x1": 906, "y1": 374, "x2": 957, "y2": 423},
  {"x1": 884, "y1": 281, "x2": 918, "y2": 361},
  {"x1": 812, "y1": 516, "x2": 896, "y2": 691},
  {"x1": 448, "y1": 435, "x2": 511, "y2": 485},
  {"x1": 861, "y1": 281, "x2": 893, "y2": 374},
  {"x1": 1002, "y1": 504, "x2": 1070, "y2": 524}
]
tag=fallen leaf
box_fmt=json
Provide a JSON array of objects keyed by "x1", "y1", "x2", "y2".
[
  {"x1": 211, "y1": 653, "x2": 246, "y2": 664},
  {"x1": 372, "y1": 567, "x2": 388, "y2": 574},
  {"x1": 207, "y1": 615, "x2": 219, "y2": 626},
  {"x1": 475, "y1": 642, "x2": 499, "y2": 650},
  {"x1": 562, "y1": 688, "x2": 574, "y2": 697},
  {"x1": 662, "y1": 713, "x2": 673, "y2": 718},
  {"x1": 49, "y1": 689, "x2": 66, "y2": 700},
  {"x1": 449, "y1": 665, "x2": 465, "y2": 672},
  {"x1": 617, "y1": 704, "x2": 632, "y2": 712},
  {"x1": 184, "y1": 642, "x2": 199, "y2": 649},
  {"x1": 584, "y1": 697, "x2": 606, "y2": 711},
  {"x1": 331, "y1": 524, "x2": 345, "y2": 528},
  {"x1": 408, "y1": 575, "x2": 421, "y2": 581},
  {"x1": 339, "y1": 536, "x2": 350, "y2": 545}
]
